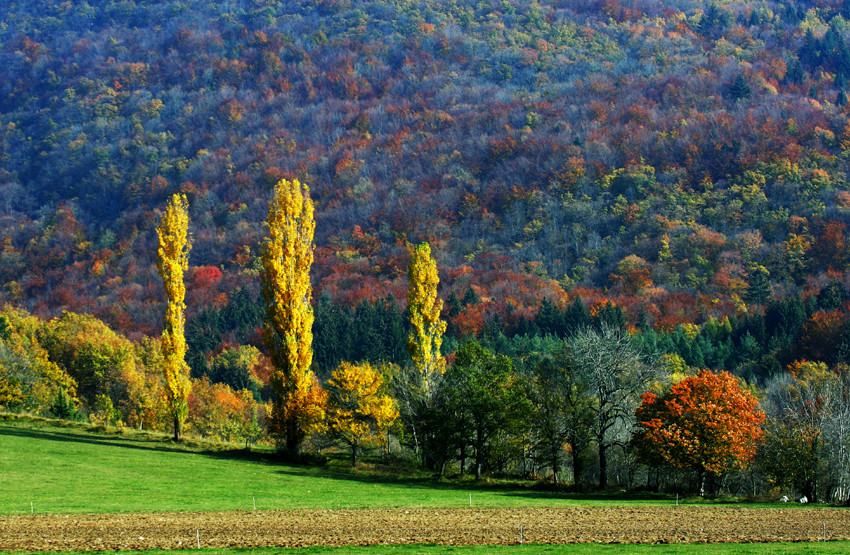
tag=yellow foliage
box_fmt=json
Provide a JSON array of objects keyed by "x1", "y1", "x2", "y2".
[
  {"x1": 327, "y1": 361, "x2": 399, "y2": 464},
  {"x1": 0, "y1": 306, "x2": 77, "y2": 413},
  {"x1": 156, "y1": 193, "x2": 192, "y2": 439},
  {"x1": 128, "y1": 336, "x2": 168, "y2": 431},
  {"x1": 261, "y1": 178, "x2": 325, "y2": 453},
  {"x1": 679, "y1": 323, "x2": 700, "y2": 339},
  {"x1": 406, "y1": 242, "x2": 446, "y2": 398},
  {"x1": 188, "y1": 376, "x2": 266, "y2": 444},
  {"x1": 648, "y1": 353, "x2": 696, "y2": 393}
]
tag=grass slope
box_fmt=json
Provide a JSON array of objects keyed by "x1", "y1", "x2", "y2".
[{"x1": 1, "y1": 416, "x2": 686, "y2": 515}]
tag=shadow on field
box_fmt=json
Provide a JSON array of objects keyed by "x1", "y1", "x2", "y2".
[
  {"x1": 267, "y1": 462, "x2": 688, "y2": 505},
  {"x1": 269, "y1": 464, "x2": 642, "y2": 503},
  {"x1": 0, "y1": 425, "x2": 194, "y2": 455},
  {"x1": 498, "y1": 489, "x2": 674, "y2": 502},
  {"x1": 273, "y1": 465, "x2": 497, "y2": 494}
]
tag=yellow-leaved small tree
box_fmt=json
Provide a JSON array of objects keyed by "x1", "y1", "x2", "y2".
[
  {"x1": 156, "y1": 193, "x2": 192, "y2": 441},
  {"x1": 327, "y1": 361, "x2": 399, "y2": 465},
  {"x1": 261, "y1": 178, "x2": 326, "y2": 456}
]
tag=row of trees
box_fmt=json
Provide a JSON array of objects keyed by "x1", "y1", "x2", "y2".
[
  {"x1": 3, "y1": 175, "x2": 849, "y2": 501},
  {"x1": 149, "y1": 176, "x2": 832, "y2": 500},
  {"x1": 149, "y1": 178, "x2": 448, "y2": 461}
]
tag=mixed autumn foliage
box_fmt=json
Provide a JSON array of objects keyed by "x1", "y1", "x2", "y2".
[
  {"x1": 7, "y1": 0, "x2": 850, "y2": 337},
  {"x1": 5, "y1": 0, "x2": 850, "y2": 498}
]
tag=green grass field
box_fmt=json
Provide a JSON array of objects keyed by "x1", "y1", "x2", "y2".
[
  {"x1": 0, "y1": 415, "x2": 705, "y2": 515},
  {"x1": 3, "y1": 415, "x2": 850, "y2": 554}
]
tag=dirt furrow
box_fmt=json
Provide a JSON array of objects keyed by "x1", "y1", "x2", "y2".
[{"x1": 2, "y1": 506, "x2": 849, "y2": 551}]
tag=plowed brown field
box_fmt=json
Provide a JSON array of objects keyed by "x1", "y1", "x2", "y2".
[{"x1": 3, "y1": 506, "x2": 849, "y2": 551}]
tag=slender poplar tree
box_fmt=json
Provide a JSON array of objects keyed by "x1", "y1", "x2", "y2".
[
  {"x1": 407, "y1": 242, "x2": 447, "y2": 398},
  {"x1": 261, "y1": 178, "x2": 326, "y2": 456},
  {"x1": 156, "y1": 193, "x2": 192, "y2": 441}
]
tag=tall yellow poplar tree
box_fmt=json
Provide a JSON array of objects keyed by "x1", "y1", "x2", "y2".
[
  {"x1": 156, "y1": 193, "x2": 192, "y2": 441},
  {"x1": 407, "y1": 242, "x2": 446, "y2": 398},
  {"x1": 261, "y1": 178, "x2": 326, "y2": 455}
]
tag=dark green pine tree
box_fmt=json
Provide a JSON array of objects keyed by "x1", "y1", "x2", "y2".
[
  {"x1": 799, "y1": 28, "x2": 820, "y2": 69},
  {"x1": 446, "y1": 291, "x2": 462, "y2": 318},
  {"x1": 785, "y1": 57, "x2": 805, "y2": 85},
  {"x1": 221, "y1": 287, "x2": 264, "y2": 340},
  {"x1": 0, "y1": 315, "x2": 10, "y2": 341},
  {"x1": 462, "y1": 286, "x2": 480, "y2": 306},
  {"x1": 564, "y1": 297, "x2": 592, "y2": 335},
  {"x1": 729, "y1": 74, "x2": 752, "y2": 100},
  {"x1": 313, "y1": 292, "x2": 353, "y2": 376},
  {"x1": 765, "y1": 295, "x2": 806, "y2": 338},
  {"x1": 536, "y1": 297, "x2": 565, "y2": 337},
  {"x1": 835, "y1": 71, "x2": 847, "y2": 91},
  {"x1": 185, "y1": 308, "x2": 222, "y2": 379},
  {"x1": 593, "y1": 301, "x2": 626, "y2": 330},
  {"x1": 745, "y1": 266, "x2": 771, "y2": 305},
  {"x1": 817, "y1": 280, "x2": 848, "y2": 311},
  {"x1": 375, "y1": 296, "x2": 407, "y2": 364},
  {"x1": 51, "y1": 389, "x2": 76, "y2": 420}
]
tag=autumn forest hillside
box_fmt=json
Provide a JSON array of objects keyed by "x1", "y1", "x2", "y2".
[{"x1": 5, "y1": 0, "x2": 850, "y2": 377}]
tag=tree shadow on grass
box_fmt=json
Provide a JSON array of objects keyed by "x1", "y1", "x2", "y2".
[
  {"x1": 269, "y1": 464, "x2": 690, "y2": 505},
  {"x1": 0, "y1": 424, "x2": 208, "y2": 455},
  {"x1": 269, "y1": 464, "x2": 607, "y2": 503},
  {"x1": 0, "y1": 421, "x2": 711, "y2": 507},
  {"x1": 0, "y1": 421, "x2": 294, "y2": 467}
]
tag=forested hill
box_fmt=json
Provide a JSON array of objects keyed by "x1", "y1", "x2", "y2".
[{"x1": 3, "y1": 0, "x2": 850, "y2": 340}]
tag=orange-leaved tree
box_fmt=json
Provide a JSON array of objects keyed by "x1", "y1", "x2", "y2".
[
  {"x1": 261, "y1": 178, "x2": 326, "y2": 456},
  {"x1": 156, "y1": 193, "x2": 192, "y2": 441},
  {"x1": 632, "y1": 369, "x2": 765, "y2": 495},
  {"x1": 326, "y1": 361, "x2": 399, "y2": 466}
]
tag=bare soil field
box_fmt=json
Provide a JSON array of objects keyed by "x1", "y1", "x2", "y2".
[{"x1": 3, "y1": 506, "x2": 850, "y2": 551}]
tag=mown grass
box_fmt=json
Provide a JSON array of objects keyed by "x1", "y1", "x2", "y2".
[
  {"x1": 0, "y1": 415, "x2": 722, "y2": 515},
  {"x1": 6, "y1": 543, "x2": 850, "y2": 555}
]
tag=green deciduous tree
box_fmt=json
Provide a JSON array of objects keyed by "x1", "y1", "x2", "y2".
[
  {"x1": 532, "y1": 347, "x2": 595, "y2": 487},
  {"x1": 569, "y1": 324, "x2": 659, "y2": 489},
  {"x1": 761, "y1": 361, "x2": 850, "y2": 502},
  {"x1": 434, "y1": 340, "x2": 532, "y2": 479}
]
